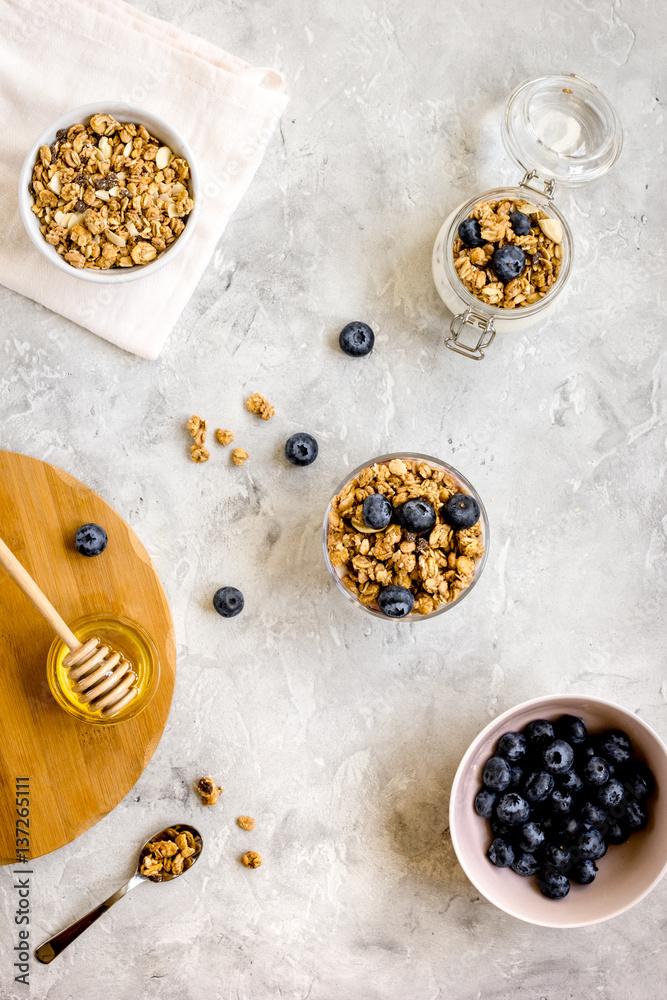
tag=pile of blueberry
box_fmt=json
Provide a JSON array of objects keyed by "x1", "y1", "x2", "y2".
[{"x1": 475, "y1": 715, "x2": 655, "y2": 900}]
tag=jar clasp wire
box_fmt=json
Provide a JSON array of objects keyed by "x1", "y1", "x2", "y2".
[
  {"x1": 519, "y1": 169, "x2": 556, "y2": 201},
  {"x1": 445, "y1": 307, "x2": 496, "y2": 361}
]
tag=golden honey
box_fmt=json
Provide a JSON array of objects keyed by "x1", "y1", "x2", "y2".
[{"x1": 47, "y1": 613, "x2": 160, "y2": 725}]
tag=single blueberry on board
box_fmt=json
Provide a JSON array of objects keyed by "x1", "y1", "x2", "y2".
[
  {"x1": 75, "y1": 523, "x2": 108, "y2": 557},
  {"x1": 496, "y1": 793, "x2": 531, "y2": 826},
  {"x1": 486, "y1": 838, "x2": 514, "y2": 868},
  {"x1": 442, "y1": 493, "x2": 480, "y2": 530},
  {"x1": 570, "y1": 859, "x2": 598, "y2": 885},
  {"x1": 482, "y1": 756, "x2": 511, "y2": 792},
  {"x1": 497, "y1": 731, "x2": 527, "y2": 762},
  {"x1": 377, "y1": 585, "x2": 415, "y2": 618},
  {"x1": 396, "y1": 499, "x2": 436, "y2": 535},
  {"x1": 542, "y1": 739, "x2": 575, "y2": 775},
  {"x1": 285, "y1": 433, "x2": 318, "y2": 466},
  {"x1": 492, "y1": 244, "x2": 526, "y2": 283},
  {"x1": 362, "y1": 493, "x2": 393, "y2": 530},
  {"x1": 537, "y1": 869, "x2": 570, "y2": 900},
  {"x1": 474, "y1": 789, "x2": 497, "y2": 820},
  {"x1": 511, "y1": 851, "x2": 540, "y2": 877},
  {"x1": 458, "y1": 218, "x2": 484, "y2": 248},
  {"x1": 213, "y1": 586, "x2": 244, "y2": 618},
  {"x1": 339, "y1": 321, "x2": 375, "y2": 357},
  {"x1": 509, "y1": 210, "x2": 531, "y2": 236}
]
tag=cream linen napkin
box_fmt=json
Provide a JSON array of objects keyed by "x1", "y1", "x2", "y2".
[{"x1": 0, "y1": 0, "x2": 288, "y2": 358}]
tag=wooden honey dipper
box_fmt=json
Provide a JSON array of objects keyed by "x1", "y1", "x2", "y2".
[{"x1": 0, "y1": 536, "x2": 138, "y2": 719}]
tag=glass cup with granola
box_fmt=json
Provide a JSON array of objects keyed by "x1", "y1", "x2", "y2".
[
  {"x1": 432, "y1": 75, "x2": 622, "y2": 360},
  {"x1": 323, "y1": 453, "x2": 488, "y2": 620}
]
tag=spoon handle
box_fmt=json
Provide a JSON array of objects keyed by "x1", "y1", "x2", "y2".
[
  {"x1": 35, "y1": 873, "x2": 146, "y2": 963},
  {"x1": 0, "y1": 536, "x2": 80, "y2": 650}
]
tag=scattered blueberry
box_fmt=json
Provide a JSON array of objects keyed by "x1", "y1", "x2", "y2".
[
  {"x1": 377, "y1": 585, "x2": 415, "y2": 618},
  {"x1": 518, "y1": 821, "x2": 544, "y2": 854},
  {"x1": 362, "y1": 493, "x2": 393, "y2": 530},
  {"x1": 492, "y1": 244, "x2": 526, "y2": 283},
  {"x1": 75, "y1": 523, "x2": 108, "y2": 557},
  {"x1": 482, "y1": 756, "x2": 511, "y2": 792},
  {"x1": 339, "y1": 321, "x2": 375, "y2": 357},
  {"x1": 574, "y1": 827, "x2": 607, "y2": 861},
  {"x1": 509, "y1": 211, "x2": 531, "y2": 236},
  {"x1": 554, "y1": 715, "x2": 588, "y2": 744},
  {"x1": 537, "y1": 869, "x2": 570, "y2": 900},
  {"x1": 497, "y1": 731, "x2": 527, "y2": 762},
  {"x1": 543, "y1": 843, "x2": 571, "y2": 872},
  {"x1": 598, "y1": 730, "x2": 632, "y2": 766},
  {"x1": 474, "y1": 789, "x2": 497, "y2": 819},
  {"x1": 486, "y1": 838, "x2": 514, "y2": 868},
  {"x1": 570, "y1": 859, "x2": 598, "y2": 885},
  {"x1": 542, "y1": 739, "x2": 575, "y2": 775},
  {"x1": 525, "y1": 720, "x2": 555, "y2": 750},
  {"x1": 583, "y1": 756, "x2": 610, "y2": 787},
  {"x1": 557, "y1": 769, "x2": 584, "y2": 794},
  {"x1": 511, "y1": 852, "x2": 540, "y2": 877},
  {"x1": 213, "y1": 586, "x2": 244, "y2": 618},
  {"x1": 285, "y1": 433, "x2": 318, "y2": 466},
  {"x1": 523, "y1": 770, "x2": 554, "y2": 804},
  {"x1": 442, "y1": 493, "x2": 480, "y2": 530},
  {"x1": 396, "y1": 499, "x2": 436, "y2": 535},
  {"x1": 458, "y1": 218, "x2": 484, "y2": 248},
  {"x1": 597, "y1": 778, "x2": 625, "y2": 810},
  {"x1": 496, "y1": 793, "x2": 531, "y2": 826}
]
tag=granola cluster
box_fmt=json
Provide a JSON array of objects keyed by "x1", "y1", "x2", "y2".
[
  {"x1": 238, "y1": 815, "x2": 255, "y2": 831},
  {"x1": 140, "y1": 828, "x2": 198, "y2": 880},
  {"x1": 246, "y1": 393, "x2": 275, "y2": 421},
  {"x1": 241, "y1": 851, "x2": 262, "y2": 869},
  {"x1": 453, "y1": 199, "x2": 563, "y2": 308},
  {"x1": 327, "y1": 459, "x2": 484, "y2": 615},
  {"x1": 187, "y1": 414, "x2": 209, "y2": 463},
  {"x1": 29, "y1": 114, "x2": 193, "y2": 271},
  {"x1": 196, "y1": 776, "x2": 222, "y2": 805}
]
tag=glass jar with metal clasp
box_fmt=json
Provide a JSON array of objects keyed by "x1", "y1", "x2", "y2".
[{"x1": 432, "y1": 74, "x2": 623, "y2": 360}]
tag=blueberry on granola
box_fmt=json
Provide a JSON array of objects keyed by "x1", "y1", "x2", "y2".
[
  {"x1": 396, "y1": 499, "x2": 436, "y2": 535},
  {"x1": 458, "y1": 218, "x2": 484, "y2": 248},
  {"x1": 442, "y1": 494, "x2": 480, "y2": 530},
  {"x1": 75, "y1": 523, "x2": 108, "y2": 557},
  {"x1": 492, "y1": 245, "x2": 526, "y2": 283},
  {"x1": 377, "y1": 585, "x2": 415, "y2": 618},
  {"x1": 362, "y1": 493, "x2": 393, "y2": 530},
  {"x1": 213, "y1": 586, "x2": 244, "y2": 618},
  {"x1": 285, "y1": 433, "x2": 318, "y2": 466},
  {"x1": 509, "y1": 211, "x2": 531, "y2": 236},
  {"x1": 339, "y1": 321, "x2": 375, "y2": 357}
]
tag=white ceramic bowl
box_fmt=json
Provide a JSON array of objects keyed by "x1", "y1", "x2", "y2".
[
  {"x1": 18, "y1": 102, "x2": 200, "y2": 283},
  {"x1": 449, "y1": 694, "x2": 667, "y2": 928}
]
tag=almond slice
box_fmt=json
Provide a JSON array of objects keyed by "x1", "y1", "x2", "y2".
[
  {"x1": 538, "y1": 218, "x2": 563, "y2": 244},
  {"x1": 105, "y1": 229, "x2": 126, "y2": 248},
  {"x1": 351, "y1": 519, "x2": 383, "y2": 535},
  {"x1": 126, "y1": 221, "x2": 138, "y2": 237},
  {"x1": 98, "y1": 136, "x2": 113, "y2": 159},
  {"x1": 68, "y1": 212, "x2": 84, "y2": 229},
  {"x1": 48, "y1": 172, "x2": 62, "y2": 195},
  {"x1": 96, "y1": 190, "x2": 110, "y2": 202},
  {"x1": 155, "y1": 146, "x2": 172, "y2": 169},
  {"x1": 167, "y1": 202, "x2": 179, "y2": 218},
  {"x1": 108, "y1": 186, "x2": 120, "y2": 197}
]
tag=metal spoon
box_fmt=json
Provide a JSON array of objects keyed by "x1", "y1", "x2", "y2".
[{"x1": 35, "y1": 824, "x2": 202, "y2": 964}]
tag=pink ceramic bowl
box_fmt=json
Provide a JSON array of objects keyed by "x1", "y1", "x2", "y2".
[{"x1": 449, "y1": 695, "x2": 667, "y2": 928}]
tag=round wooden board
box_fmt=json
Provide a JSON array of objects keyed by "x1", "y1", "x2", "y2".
[{"x1": 0, "y1": 451, "x2": 175, "y2": 864}]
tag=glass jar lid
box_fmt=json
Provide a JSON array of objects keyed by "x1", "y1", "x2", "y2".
[{"x1": 502, "y1": 74, "x2": 623, "y2": 186}]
